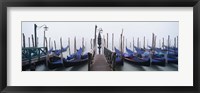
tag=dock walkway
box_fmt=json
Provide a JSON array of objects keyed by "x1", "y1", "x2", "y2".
[{"x1": 90, "y1": 54, "x2": 111, "y2": 71}]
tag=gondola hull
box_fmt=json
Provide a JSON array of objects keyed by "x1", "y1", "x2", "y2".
[
  {"x1": 124, "y1": 57, "x2": 150, "y2": 66},
  {"x1": 48, "y1": 56, "x2": 64, "y2": 69},
  {"x1": 115, "y1": 57, "x2": 124, "y2": 65},
  {"x1": 63, "y1": 58, "x2": 88, "y2": 67},
  {"x1": 151, "y1": 58, "x2": 166, "y2": 66},
  {"x1": 167, "y1": 58, "x2": 178, "y2": 64}
]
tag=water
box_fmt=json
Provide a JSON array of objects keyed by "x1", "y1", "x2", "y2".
[{"x1": 29, "y1": 61, "x2": 178, "y2": 71}]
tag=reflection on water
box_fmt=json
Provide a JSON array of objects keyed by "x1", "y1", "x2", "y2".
[{"x1": 31, "y1": 61, "x2": 177, "y2": 71}]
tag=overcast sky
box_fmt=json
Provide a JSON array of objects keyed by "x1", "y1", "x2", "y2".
[{"x1": 22, "y1": 21, "x2": 178, "y2": 54}]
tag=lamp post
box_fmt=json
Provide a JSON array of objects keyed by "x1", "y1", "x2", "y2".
[
  {"x1": 34, "y1": 24, "x2": 48, "y2": 47},
  {"x1": 97, "y1": 28, "x2": 103, "y2": 54}
]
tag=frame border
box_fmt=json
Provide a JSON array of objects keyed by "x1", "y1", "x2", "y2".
[{"x1": 1, "y1": 0, "x2": 199, "y2": 93}]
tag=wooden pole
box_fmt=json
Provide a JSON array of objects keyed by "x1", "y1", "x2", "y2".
[
  {"x1": 45, "y1": 37, "x2": 49, "y2": 67},
  {"x1": 154, "y1": 35, "x2": 157, "y2": 48},
  {"x1": 159, "y1": 39, "x2": 161, "y2": 48},
  {"x1": 143, "y1": 36, "x2": 145, "y2": 49},
  {"x1": 162, "y1": 38, "x2": 164, "y2": 49},
  {"x1": 133, "y1": 37, "x2": 134, "y2": 52},
  {"x1": 168, "y1": 35, "x2": 170, "y2": 49},
  {"x1": 43, "y1": 30, "x2": 46, "y2": 47},
  {"x1": 126, "y1": 38, "x2": 127, "y2": 48},
  {"x1": 90, "y1": 38, "x2": 92, "y2": 49},
  {"x1": 31, "y1": 34, "x2": 34, "y2": 47},
  {"x1": 137, "y1": 37, "x2": 139, "y2": 48},
  {"x1": 48, "y1": 38, "x2": 50, "y2": 49},
  {"x1": 112, "y1": 33, "x2": 114, "y2": 51},
  {"x1": 28, "y1": 37, "x2": 30, "y2": 47},
  {"x1": 103, "y1": 35, "x2": 105, "y2": 47},
  {"x1": 68, "y1": 37, "x2": 71, "y2": 55},
  {"x1": 94, "y1": 25, "x2": 97, "y2": 51},
  {"x1": 60, "y1": 37, "x2": 63, "y2": 64},
  {"x1": 54, "y1": 40, "x2": 56, "y2": 50},
  {"x1": 123, "y1": 36, "x2": 125, "y2": 53},
  {"x1": 34, "y1": 24, "x2": 37, "y2": 47},
  {"x1": 130, "y1": 42, "x2": 131, "y2": 48},
  {"x1": 152, "y1": 33, "x2": 154, "y2": 49},
  {"x1": 107, "y1": 33, "x2": 108, "y2": 48},
  {"x1": 174, "y1": 37, "x2": 176, "y2": 48},
  {"x1": 22, "y1": 33, "x2": 25, "y2": 48},
  {"x1": 121, "y1": 29, "x2": 123, "y2": 53},
  {"x1": 177, "y1": 36, "x2": 178, "y2": 48},
  {"x1": 74, "y1": 37, "x2": 76, "y2": 53},
  {"x1": 147, "y1": 39, "x2": 148, "y2": 48},
  {"x1": 37, "y1": 37, "x2": 39, "y2": 47},
  {"x1": 82, "y1": 37, "x2": 84, "y2": 48}
]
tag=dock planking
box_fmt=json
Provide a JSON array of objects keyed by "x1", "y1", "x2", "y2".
[{"x1": 90, "y1": 54, "x2": 111, "y2": 71}]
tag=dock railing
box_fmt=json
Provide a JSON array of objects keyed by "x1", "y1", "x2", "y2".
[
  {"x1": 88, "y1": 48, "x2": 95, "y2": 71},
  {"x1": 104, "y1": 47, "x2": 116, "y2": 71},
  {"x1": 22, "y1": 47, "x2": 47, "y2": 66}
]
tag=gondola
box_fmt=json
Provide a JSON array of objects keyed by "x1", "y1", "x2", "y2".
[
  {"x1": 63, "y1": 47, "x2": 89, "y2": 67},
  {"x1": 149, "y1": 46, "x2": 178, "y2": 65},
  {"x1": 123, "y1": 47, "x2": 150, "y2": 66},
  {"x1": 47, "y1": 46, "x2": 69, "y2": 69},
  {"x1": 114, "y1": 48, "x2": 124, "y2": 65}
]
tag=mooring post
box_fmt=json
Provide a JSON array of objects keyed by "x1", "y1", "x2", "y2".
[
  {"x1": 94, "y1": 25, "x2": 97, "y2": 54},
  {"x1": 174, "y1": 37, "x2": 176, "y2": 48},
  {"x1": 168, "y1": 35, "x2": 170, "y2": 50},
  {"x1": 23, "y1": 33, "x2": 25, "y2": 48},
  {"x1": 68, "y1": 37, "x2": 71, "y2": 55},
  {"x1": 112, "y1": 33, "x2": 114, "y2": 51},
  {"x1": 45, "y1": 37, "x2": 49, "y2": 67},
  {"x1": 159, "y1": 39, "x2": 161, "y2": 49},
  {"x1": 122, "y1": 36, "x2": 125, "y2": 53},
  {"x1": 54, "y1": 40, "x2": 56, "y2": 50},
  {"x1": 177, "y1": 36, "x2": 178, "y2": 48},
  {"x1": 31, "y1": 34, "x2": 34, "y2": 47},
  {"x1": 28, "y1": 37, "x2": 30, "y2": 47},
  {"x1": 90, "y1": 38, "x2": 92, "y2": 49},
  {"x1": 120, "y1": 29, "x2": 123, "y2": 53},
  {"x1": 37, "y1": 37, "x2": 39, "y2": 47},
  {"x1": 143, "y1": 36, "x2": 145, "y2": 49},
  {"x1": 137, "y1": 37, "x2": 139, "y2": 48},
  {"x1": 152, "y1": 33, "x2": 154, "y2": 49},
  {"x1": 49, "y1": 37, "x2": 51, "y2": 49},
  {"x1": 74, "y1": 37, "x2": 77, "y2": 53},
  {"x1": 112, "y1": 52, "x2": 116, "y2": 71},
  {"x1": 82, "y1": 37, "x2": 84, "y2": 48},
  {"x1": 43, "y1": 30, "x2": 46, "y2": 47},
  {"x1": 154, "y1": 35, "x2": 157, "y2": 48},
  {"x1": 162, "y1": 38, "x2": 164, "y2": 49},
  {"x1": 126, "y1": 38, "x2": 127, "y2": 48},
  {"x1": 88, "y1": 52, "x2": 92, "y2": 71},
  {"x1": 60, "y1": 37, "x2": 63, "y2": 64},
  {"x1": 107, "y1": 33, "x2": 108, "y2": 48},
  {"x1": 133, "y1": 37, "x2": 134, "y2": 52}
]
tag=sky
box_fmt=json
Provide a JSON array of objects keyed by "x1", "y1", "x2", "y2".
[{"x1": 21, "y1": 21, "x2": 178, "y2": 56}]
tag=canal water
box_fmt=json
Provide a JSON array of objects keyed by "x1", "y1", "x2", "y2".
[{"x1": 28, "y1": 60, "x2": 178, "y2": 71}]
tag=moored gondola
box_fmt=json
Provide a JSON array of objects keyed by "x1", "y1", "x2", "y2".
[
  {"x1": 124, "y1": 47, "x2": 150, "y2": 66},
  {"x1": 114, "y1": 48, "x2": 124, "y2": 65},
  {"x1": 63, "y1": 47, "x2": 89, "y2": 67}
]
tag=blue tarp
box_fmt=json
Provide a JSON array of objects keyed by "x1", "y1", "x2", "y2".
[
  {"x1": 134, "y1": 46, "x2": 144, "y2": 54},
  {"x1": 114, "y1": 47, "x2": 122, "y2": 56},
  {"x1": 126, "y1": 47, "x2": 134, "y2": 54},
  {"x1": 54, "y1": 45, "x2": 69, "y2": 56}
]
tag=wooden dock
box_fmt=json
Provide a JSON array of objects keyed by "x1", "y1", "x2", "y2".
[{"x1": 90, "y1": 54, "x2": 112, "y2": 71}]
